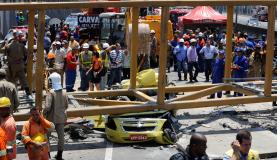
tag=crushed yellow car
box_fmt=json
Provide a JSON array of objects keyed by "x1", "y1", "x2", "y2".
[{"x1": 105, "y1": 110, "x2": 180, "y2": 144}]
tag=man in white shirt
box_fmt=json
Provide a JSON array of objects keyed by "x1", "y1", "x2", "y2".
[
  {"x1": 54, "y1": 41, "x2": 67, "y2": 87},
  {"x1": 200, "y1": 40, "x2": 218, "y2": 82}
]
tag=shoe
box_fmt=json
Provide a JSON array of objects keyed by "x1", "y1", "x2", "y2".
[
  {"x1": 189, "y1": 80, "x2": 193, "y2": 83},
  {"x1": 205, "y1": 79, "x2": 209, "y2": 82},
  {"x1": 194, "y1": 79, "x2": 198, "y2": 82},
  {"x1": 178, "y1": 78, "x2": 182, "y2": 81}
]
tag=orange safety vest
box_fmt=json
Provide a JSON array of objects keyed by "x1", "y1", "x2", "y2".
[
  {"x1": 1, "y1": 116, "x2": 16, "y2": 160},
  {"x1": 21, "y1": 117, "x2": 54, "y2": 160},
  {"x1": 0, "y1": 127, "x2": 7, "y2": 160}
]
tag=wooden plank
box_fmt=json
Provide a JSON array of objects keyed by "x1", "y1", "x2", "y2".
[
  {"x1": 87, "y1": 89, "x2": 133, "y2": 97},
  {"x1": 1, "y1": 1, "x2": 277, "y2": 10},
  {"x1": 157, "y1": 6, "x2": 169, "y2": 105},
  {"x1": 168, "y1": 85, "x2": 225, "y2": 102},
  {"x1": 132, "y1": 90, "x2": 156, "y2": 102},
  {"x1": 130, "y1": 7, "x2": 139, "y2": 89},
  {"x1": 76, "y1": 98, "x2": 144, "y2": 106},
  {"x1": 264, "y1": 5, "x2": 275, "y2": 96},
  {"x1": 26, "y1": 10, "x2": 35, "y2": 91},
  {"x1": 13, "y1": 94, "x2": 277, "y2": 121},
  {"x1": 35, "y1": 10, "x2": 45, "y2": 110},
  {"x1": 224, "y1": 5, "x2": 233, "y2": 82}
]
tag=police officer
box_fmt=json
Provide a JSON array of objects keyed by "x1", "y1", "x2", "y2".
[
  {"x1": 79, "y1": 43, "x2": 92, "y2": 91},
  {"x1": 6, "y1": 34, "x2": 31, "y2": 96}
]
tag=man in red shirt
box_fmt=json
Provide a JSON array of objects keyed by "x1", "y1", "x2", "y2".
[{"x1": 66, "y1": 46, "x2": 79, "y2": 92}]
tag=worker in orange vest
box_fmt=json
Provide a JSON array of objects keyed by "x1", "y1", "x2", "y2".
[
  {"x1": 21, "y1": 107, "x2": 54, "y2": 160},
  {"x1": 0, "y1": 127, "x2": 7, "y2": 160},
  {"x1": 0, "y1": 97, "x2": 16, "y2": 160}
]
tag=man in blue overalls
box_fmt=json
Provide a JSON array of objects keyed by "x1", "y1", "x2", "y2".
[
  {"x1": 233, "y1": 47, "x2": 249, "y2": 96},
  {"x1": 210, "y1": 50, "x2": 225, "y2": 98}
]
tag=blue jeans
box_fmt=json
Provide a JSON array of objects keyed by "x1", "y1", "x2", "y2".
[
  {"x1": 176, "y1": 60, "x2": 187, "y2": 80},
  {"x1": 66, "y1": 69, "x2": 76, "y2": 91}
]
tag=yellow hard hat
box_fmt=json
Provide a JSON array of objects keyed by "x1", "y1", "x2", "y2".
[
  {"x1": 32, "y1": 133, "x2": 46, "y2": 143},
  {"x1": 0, "y1": 97, "x2": 11, "y2": 108}
]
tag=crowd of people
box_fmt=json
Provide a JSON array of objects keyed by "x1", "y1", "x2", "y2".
[
  {"x1": 168, "y1": 28, "x2": 270, "y2": 98},
  {"x1": 0, "y1": 20, "x2": 272, "y2": 160}
]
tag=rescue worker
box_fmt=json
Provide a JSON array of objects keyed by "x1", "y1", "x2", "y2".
[
  {"x1": 53, "y1": 41, "x2": 66, "y2": 87},
  {"x1": 0, "y1": 69, "x2": 19, "y2": 113},
  {"x1": 65, "y1": 46, "x2": 79, "y2": 92},
  {"x1": 232, "y1": 47, "x2": 248, "y2": 96},
  {"x1": 0, "y1": 97, "x2": 16, "y2": 160},
  {"x1": 99, "y1": 43, "x2": 111, "y2": 90},
  {"x1": 79, "y1": 43, "x2": 92, "y2": 91},
  {"x1": 0, "y1": 126, "x2": 7, "y2": 160},
  {"x1": 21, "y1": 107, "x2": 54, "y2": 160},
  {"x1": 169, "y1": 133, "x2": 209, "y2": 160},
  {"x1": 6, "y1": 33, "x2": 31, "y2": 96},
  {"x1": 223, "y1": 130, "x2": 260, "y2": 160},
  {"x1": 44, "y1": 72, "x2": 68, "y2": 160},
  {"x1": 210, "y1": 50, "x2": 225, "y2": 99}
]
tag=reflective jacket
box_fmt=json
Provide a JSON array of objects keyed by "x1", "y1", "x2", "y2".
[
  {"x1": 224, "y1": 149, "x2": 260, "y2": 160},
  {"x1": 0, "y1": 116, "x2": 16, "y2": 160},
  {"x1": 0, "y1": 127, "x2": 7, "y2": 160},
  {"x1": 21, "y1": 116, "x2": 54, "y2": 160}
]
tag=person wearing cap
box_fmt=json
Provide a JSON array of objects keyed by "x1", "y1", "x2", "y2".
[
  {"x1": 210, "y1": 51, "x2": 225, "y2": 99},
  {"x1": 44, "y1": 72, "x2": 68, "y2": 160},
  {"x1": 21, "y1": 107, "x2": 54, "y2": 160},
  {"x1": 248, "y1": 44, "x2": 263, "y2": 78},
  {"x1": 150, "y1": 29, "x2": 158, "y2": 68},
  {"x1": 232, "y1": 47, "x2": 249, "y2": 96},
  {"x1": 99, "y1": 43, "x2": 112, "y2": 90},
  {"x1": 61, "y1": 40, "x2": 71, "y2": 55},
  {"x1": 173, "y1": 38, "x2": 188, "y2": 81},
  {"x1": 200, "y1": 39, "x2": 218, "y2": 82},
  {"x1": 187, "y1": 38, "x2": 199, "y2": 83},
  {"x1": 0, "y1": 97, "x2": 16, "y2": 160},
  {"x1": 79, "y1": 43, "x2": 92, "y2": 91},
  {"x1": 53, "y1": 41, "x2": 66, "y2": 87},
  {"x1": 0, "y1": 69, "x2": 19, "y2": 113},
  {"x1": 6, "y1": 33, "x2": 31, "y2": 96},
  {"x1": 65, "y1": 46, "x2": 79, "y2": 92}
]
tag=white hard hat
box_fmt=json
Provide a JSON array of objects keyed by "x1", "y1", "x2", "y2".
[
  {"x1": 102, "y1": 43, "x2": 110, "y2": 49},
  {"x1": 209, "y1": 34, "x2": 214, "y2": 38},
  {"x1": 56, "y1": 41, "x2": 61, "y2": 45},
  {"x1": 179, "y1": 38, "x2": 185, "y2": 43},
  {"x1": 150, "y1": 30, "x2": 155, "y2": 34},
  {"x1": 33, "y1": 45, "x2": 37, "y2": 50},
  {"x1": 48, "y1": 72, "x2": 62, "y2": 91},
  {"x1": 82, "y1": 43, "x2": 89, "y2": 49},
  {"x1": 198, "y1": 32, "x2": 203, "y2": 37},
  {"x1": 190, "y1": 38, "x2": 197, "y2": 43}
]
